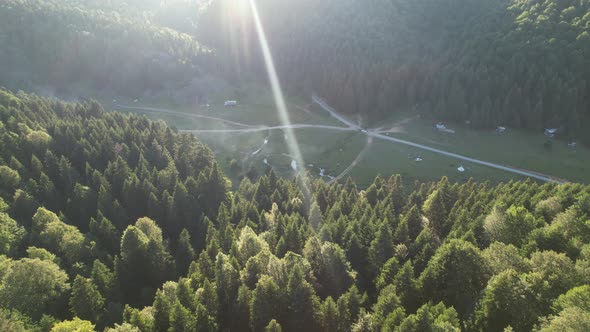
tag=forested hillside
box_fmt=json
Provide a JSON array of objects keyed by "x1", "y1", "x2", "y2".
[
  {"x1": 2, "y1": 0, "x2": 589, "y2": 142},
  {"x1": 0, "y1": 0, "x2": 208, "y2": 98},
  {"x1": 0, "y1": 90, "x2": 589, "y2": 331},
  {"x1": 200, "y1": 0, "x2": 590, "y2": 142}
]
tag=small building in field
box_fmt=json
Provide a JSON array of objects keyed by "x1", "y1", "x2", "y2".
[
  {"x1": 436, "y1": 122, "x2": 455, "y2": 134},
  {"x1": 568, "y1": 142, "x2": 577, "y2": 148},
  {"x1": 457, "y1": 166, "x2": 465, "y2": 172},
  {"x1": 224, "y1": 100, "x2": 238, "y2": 107},
  {"x1": 496, "y1": 126, "x2": 506, "y2": 133},
  {"x1": 545, "y1": 128, "x2": 558, "y2": 138}
]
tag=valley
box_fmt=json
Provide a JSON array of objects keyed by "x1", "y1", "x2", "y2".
[{"x1": 114, "y1": 87, "x2": 590, "y2": 187}]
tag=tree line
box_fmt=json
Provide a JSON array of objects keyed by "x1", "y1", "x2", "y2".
[
  {"x1": 0, "y1": 90, "x2": 589, "y2": 330},
  {"x1": 0, "y1": 0, "x2": 209, "y2": 99},
  {"x1": 199, "y1": 0, "x2": 590, "y2": 143},
  {"x1": 2, "y1": 0, "x2": 589, "y2": 143}
]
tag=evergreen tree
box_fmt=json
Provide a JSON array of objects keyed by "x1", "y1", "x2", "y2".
[
  {"x1": 175, "y1": 229, "x2": 195, "y2": 277},
  {"x1": 69, "y1": 275, "x2": 105, "y2": 323}
]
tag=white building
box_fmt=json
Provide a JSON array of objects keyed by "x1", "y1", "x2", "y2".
[
  {"x1": 545, "y1": 128, "x2": 557, "y2": 138},
  {"x1": 224, "y1": 100, "x2": 238, "y2": 107}
]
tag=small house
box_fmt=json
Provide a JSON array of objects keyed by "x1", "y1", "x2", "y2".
[
  {"x1": 436, "y1": 122, "x2": 455, "y2": 133},
  {"x1": 496, "y1": 126, "x2": 506, "y2": 133},
  {"x1": 224, "y1": 100, "x2": 238, "y2": 107},
  {"x1": 457, "y1": 166, "x2": 465, "y2": 172},
  {"x1": 568, "y1": 142, "x2": 577, "y2": 148},
  {"x1": 545, "y1": 128, "x2": 557, "y2": 138}
]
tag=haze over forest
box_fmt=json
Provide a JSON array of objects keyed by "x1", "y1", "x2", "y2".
[{"x1": 0, "y1": 0, "x2": 589, "y2": 331}]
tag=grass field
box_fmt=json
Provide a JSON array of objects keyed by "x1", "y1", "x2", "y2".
[
  {"x1": 185, "y1": 128, "x2": 366, "y2": 179},
  {"x1": 374, "y1": 110, "x2": 590, "y2": 183},
  {"x1": 112, "y1": 85, "x2": 341, "y2": 129},
  {"x1": 111, "y1": 87, "x2": 590, "y2": 188}
]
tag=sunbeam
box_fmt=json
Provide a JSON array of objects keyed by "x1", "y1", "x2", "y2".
[{"x1": 247, "y1": 0, "x2": 311, "y2": 197}]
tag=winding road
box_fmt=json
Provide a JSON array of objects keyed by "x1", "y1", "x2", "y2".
[
  {"x1": 119, "y1": 98, "x2": 566, "y2": 184},
  {"x1": 328, "y1": 136, "x2": 373, "y2": 184},
  {"x1": 312, "y1": 95, "x2": 566, "y2": 184},
  {"x1": 180, "y1": 124, "x2": 355, "y2": 134},
  {"x1": 117, "y1": 105, "x2": 255, "y2": 128},
  {"x1": 118, "y1": 105, "x2": 355, "y2": 134}
]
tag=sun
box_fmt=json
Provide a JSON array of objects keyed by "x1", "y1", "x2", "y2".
[{"x1": 227, "y1": 0, "x2": 250, "y2": 20}]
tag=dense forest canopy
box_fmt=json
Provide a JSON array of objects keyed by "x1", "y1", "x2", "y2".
[
  {"x1": 0, "y1": 89, "x2": 589, "y2": 330},
  {"x1": 0, "y1": 0, "x2": 209, "y2": 99},
  {"x1": 1, "y1": 0, "x2": 589, "y2": 141},
  {"x1": 198, "y1": 0, "x2": 590, "y2": 142}
]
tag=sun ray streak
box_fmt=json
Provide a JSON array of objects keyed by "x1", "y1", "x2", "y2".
[{"x1": 247, "y1": 0, "x2": 313, "y2": 202}]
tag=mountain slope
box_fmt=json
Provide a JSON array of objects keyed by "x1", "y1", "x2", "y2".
[
  {"x1": 0, "y1": 90, "x2": 589, "y2": 330},
  {"x1": 199, "y1": 0, "x2": 590, "y2": 142},
  {"x1": 0, "y1": 0, "x2": 208, "y2": 98}
]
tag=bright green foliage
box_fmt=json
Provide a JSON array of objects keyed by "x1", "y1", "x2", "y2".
[
  {"x1": 0, "y1": 90, "x2": 588, "y2": 331},
  {"x1": 0, "y1": 308, "x2": 32, "y2": 332},
  {"x1": 535, "y1": 197, "x2": 563, "y2": 222},
  {"x1": 116, "y1": 218, "x2": 175, "y2": 306},
  {"x1": 482, "y1": 242, "x2": 529, "y2": 275},
  {"x1": 122, "y1": 305, "x2": 155, "y2": 332},
  {"x1": 265, "y1": 319, "x2": 283, "y2": 332},
  {"x1": 484, "y1": 205, "x2": 539, "y2": 247},
  {"x1": 0, "y1": 207, "x2": 25, "y2": 255},
  {"x1": 0, "y1": 166, "x2": 20, "y2": 193},
  {"x1": 396, "y1": 302, "x2": 460, "y2": 332},
  {"x1": 31, "y1": 207, "x2": 87, "y2": 264},
  {"x1": 419, "y1": 240, "x2": 490, "y2": 318},
  {"x1": 0, "y1": 258, "x2": 70, "y2": 320},
  {"x1": 539, "y1": 306, "x2": 590, "y2": 331},
  {"x1": 476, "y1": 269, "x2": 539, "y2": 331},
  {"x1": 376, "y1": 257, "x2": 400, "y2": 291},
  {"x1": 554, "y1": 285, "x2": 590, "y2": 312},
  {"x1": 169, "y1": 301, "x2": 195, "y2": 332},
  {"x1": 70, "y1": 275, "x2": 105, "y2": 323},
  {"x1": 26, "y1": 247, "x2": 59, "y2": 263},
  {"x1": 51, "y1": 317, "x2": 95, "y2": 332},
  {"x1": 371, "y1": 285, "x2": 403, "y2": 331},
  {"x1": 527, "y1": 251, "x2": 580, "y2": 309},
  {"x1": 250, "y1": 275, "x2": 281, "y2": 332},
  {"x1": 105, "y1": 323, "x2": 141, "y2": 332}
]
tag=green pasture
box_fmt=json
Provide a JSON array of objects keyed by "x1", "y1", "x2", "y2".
[
  {"x1": 111, "y1": 86, "x2": 590, "y2": 187},
  {"x1": 375, "y1": 111, "x2": 590, "y2": 183}
]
